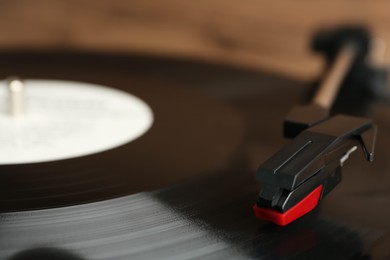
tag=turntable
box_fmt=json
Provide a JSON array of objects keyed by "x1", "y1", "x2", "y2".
[{"x1": 1, "y1": 26, "x2": 390, "y2": 259}]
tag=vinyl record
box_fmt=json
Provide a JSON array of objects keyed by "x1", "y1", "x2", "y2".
[
  {"x1": 0, "y1": 52, "x2": 389, "y2": 259},
  {"x1": 0, "y1": 52, "x2": 244, "y2": 211}
]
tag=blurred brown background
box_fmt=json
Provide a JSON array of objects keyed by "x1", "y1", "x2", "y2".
[{"x1": 0, "y1": 0, "x2": 389, "y2": 80}]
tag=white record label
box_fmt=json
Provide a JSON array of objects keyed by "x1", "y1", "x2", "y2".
[{"x1": 0, "y1": 80, "x2": 154, "y2": 164}]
